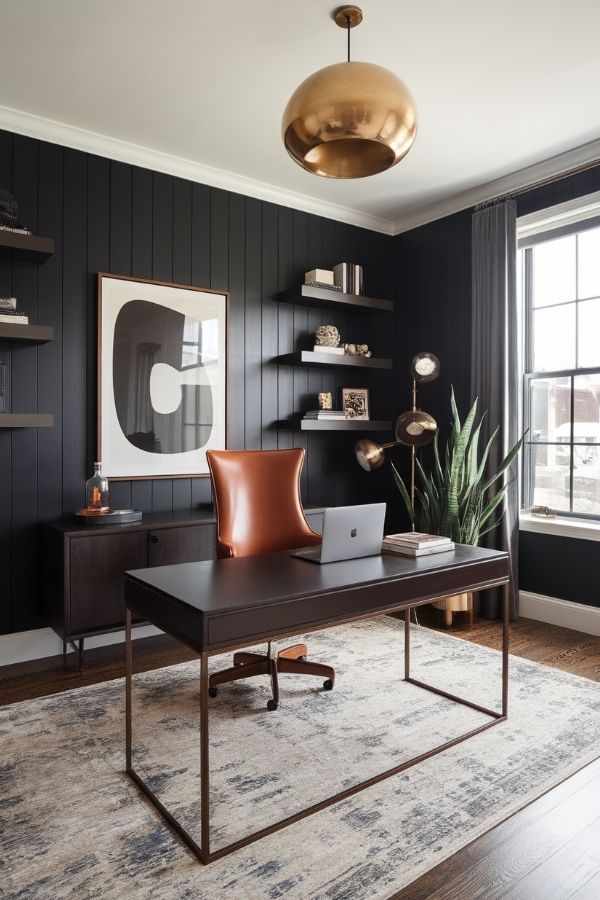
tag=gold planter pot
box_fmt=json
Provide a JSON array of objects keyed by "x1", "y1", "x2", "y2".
[{"x1": 432, "y1": 592, "x2": 474, "y2": 628}]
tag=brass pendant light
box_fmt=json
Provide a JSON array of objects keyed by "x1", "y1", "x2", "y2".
[{"x1": 282, "y1": 5, "x2": 417, "y2": 179}]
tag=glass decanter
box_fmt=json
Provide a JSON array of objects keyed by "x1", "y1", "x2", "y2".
[{"x1": 86, "y1": 461, "x2": 110, "y2": 511}]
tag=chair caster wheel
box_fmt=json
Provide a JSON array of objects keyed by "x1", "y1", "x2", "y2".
[
  {"x1": 323, "y1": 679, "x2": 334, "y2": 691},
  {"x1": 208, "y1": 686, "x2": 218, "y2": 698},
  {"x1": 267, "y1": 699, "x2": 278, "y2": 711}
]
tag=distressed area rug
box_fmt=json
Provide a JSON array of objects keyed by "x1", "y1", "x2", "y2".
[{"x1": 2, "y1": 619, "x2": 599, "y2": 900}]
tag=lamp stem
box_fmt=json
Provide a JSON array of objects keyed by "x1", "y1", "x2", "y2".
[
  {"x1": 410, "y1": 378, "x2": 417, "y2": 532},
  {"x1": 410, "y1": 445, "x2": 416, "y2": 532}
]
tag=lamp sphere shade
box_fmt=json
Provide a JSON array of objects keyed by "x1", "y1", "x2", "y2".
[{"x1": 282, "y1": 61, "x2": 417, "y2": 178}]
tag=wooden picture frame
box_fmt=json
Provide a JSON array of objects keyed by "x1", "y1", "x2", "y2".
[
  {"x1": 342, "y1": 387, "x2": 370, "y2": 420},
  {"x1": 98, "y1": 273, "x2": 228, "y2": 479}
]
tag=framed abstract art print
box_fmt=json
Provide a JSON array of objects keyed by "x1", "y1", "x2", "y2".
[{"x1": 98, "y1": 274, "x2": 228, "y2": 479}]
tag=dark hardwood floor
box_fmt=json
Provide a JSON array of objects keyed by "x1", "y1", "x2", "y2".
[{"x1": 1, "y1": 612, "x2": 599, "y2": 899}]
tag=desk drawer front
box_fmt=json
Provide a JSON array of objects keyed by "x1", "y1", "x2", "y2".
[{"x1": 206, "y1": 558, "x2": 509, "y2": 651}]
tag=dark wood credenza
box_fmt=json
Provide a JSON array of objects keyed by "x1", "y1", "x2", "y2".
[{"x1": 43, "y1": 507, "x2": 325, "y2": 667}]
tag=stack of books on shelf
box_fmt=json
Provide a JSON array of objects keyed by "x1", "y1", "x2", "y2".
[
  {"x1": 382, "y1": 532, "x2": 455, "y2": 557},
  {"x1": 303, "y1": 409, "x2": 346, "y2": 421},
  {"x1": 0, "y1": 297, "x2": 28, "y2": 325},
  {"x1": 304, "y1": 268, "x2": 341, "y2": 292},
  {"x1": 0, "y1": 224, "x2": 31, "y2": 235}
]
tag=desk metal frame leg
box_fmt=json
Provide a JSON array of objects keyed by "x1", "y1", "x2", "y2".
[{"x1": 125, "y1": 582, "x2": 510, "y2": 865}]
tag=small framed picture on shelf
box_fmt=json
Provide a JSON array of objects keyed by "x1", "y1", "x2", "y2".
[{"x1": 342, "y1": 387, "x2": 370, "y2": 420}]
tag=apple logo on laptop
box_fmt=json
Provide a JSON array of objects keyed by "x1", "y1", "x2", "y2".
[{"x1": 351, "y1": 527, "x2": 357, "y2": 538}]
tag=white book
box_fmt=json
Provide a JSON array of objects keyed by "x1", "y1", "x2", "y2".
[
  {"x1": 305, "y1": 268, "x2": 334, "y2": 285},
  {"x1": 382, "y1": 541, "x2": 455, "y2": 557},
  {"x1": 312, "y1": 345, "x2": 345, "y2": 355},
  {"x1": 0, "y1": 314, "x2": 28, "y2": 325},
  {"x1": 384, "y1": 532, "x2": 452, "y2": 549},
  {"x1": 304, "y1": 411, "x2": 345, "y2": 419}
]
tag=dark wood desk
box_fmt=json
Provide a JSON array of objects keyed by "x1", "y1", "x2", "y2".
[{"x1": 125, "y1": 545, "x2": 510, "y2": 864}]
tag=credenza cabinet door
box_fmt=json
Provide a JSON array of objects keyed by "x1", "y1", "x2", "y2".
[
  {"x1": 147, "y1": 525, "x2": 216, "y2": 568},
  {"x1": 69, "y1": 532, "x2": 147, "y2": 634}
]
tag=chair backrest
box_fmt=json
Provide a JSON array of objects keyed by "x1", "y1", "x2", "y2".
[{"x1": 207, "y1": 448, "x2": 321, "y2": 558}]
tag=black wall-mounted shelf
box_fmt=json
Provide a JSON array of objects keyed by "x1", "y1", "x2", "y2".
[
  {"x1": 277, "y1": 350, "x2": 392, "y2": 370},
  {"x1": 0, "y1": 231, "x2": 55, "y2": 263},
  {"x1": 281, "y1": 418, "x2": 392, "y2": 432},
  {"x1": 277, "y1": 285, "x2": 394, "y2": 313},
  {"x1": 0, "y1": 323, "x2": 55, "y2": 344},
  {"x1": 0, "y1": 414, "x2": 54, "y2": 428}
]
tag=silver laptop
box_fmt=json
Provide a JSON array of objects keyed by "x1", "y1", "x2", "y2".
[{"x1": 292, "y1": 503, "x2": 386, "y2": 564}]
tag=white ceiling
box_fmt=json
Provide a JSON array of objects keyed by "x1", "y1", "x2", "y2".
[{"x1": 1, "y1": 0, "x2": 600, "y2": 234}]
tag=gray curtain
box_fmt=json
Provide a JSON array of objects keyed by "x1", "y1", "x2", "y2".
[{"x1": 471, "y1": 199, "x2": 519, "y2": 618}]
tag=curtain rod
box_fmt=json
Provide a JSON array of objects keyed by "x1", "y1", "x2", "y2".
[{"x1": 474, "y1": 156, "x2": 600, "y2": 211}]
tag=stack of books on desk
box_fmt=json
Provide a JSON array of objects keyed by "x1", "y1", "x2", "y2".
[
  {"x1": 303, "y1": 409, "x2": 346, "y2": 421},
  {"x1": 0, "y1": 297, "x2": 28, "y2": 325},
  {"x1": 382, "y1": 532, "x2": 455, "y2": 557}
]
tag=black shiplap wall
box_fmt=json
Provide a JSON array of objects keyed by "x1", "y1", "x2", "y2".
[
  {"x1": 0, "y1": 129, "x2": 395, "y2": 634},
  {"x1": 394, "y1": 164, "x2": 600, "y2": 607}
]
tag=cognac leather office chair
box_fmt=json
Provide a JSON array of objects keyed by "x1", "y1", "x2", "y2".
[{"x1": 206, "y1": 448, "x2": 335, "y2": 711}]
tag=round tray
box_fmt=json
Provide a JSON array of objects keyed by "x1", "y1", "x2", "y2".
[{"x1": 75, "y1": 508, "x2": 142, "y2": 525}]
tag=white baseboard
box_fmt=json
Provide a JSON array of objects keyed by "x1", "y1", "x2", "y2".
[
  {"x1": 0, "y1": 624, "x2": 163, "y2": 668},
  {"x1": 519, "y1": 591, "x2": 600, "y2": 636}
]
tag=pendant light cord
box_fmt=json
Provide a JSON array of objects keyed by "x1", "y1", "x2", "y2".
[{"x1": 346, "y1": 16, "x2": 351, "y2": 62}]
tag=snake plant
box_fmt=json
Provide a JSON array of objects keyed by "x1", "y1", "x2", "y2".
[{"x1": 392, "y1": 388, "x2": 524, "y2": 546}]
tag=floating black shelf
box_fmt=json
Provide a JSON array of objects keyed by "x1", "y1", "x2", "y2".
[
  {"x1": 0, "y1": 413, "x2": 54, "y2": 428},
  {"x1": 277, "y1": 285, "x2": 394, "y2": 313},
  {"x1": 277, "y1": 350, "x2": 392, "y2": 370},
  {"x1": 0, "y1": 323, "x2": 55, "y2": 344},
  {"x1": 0, "y1": 231, "x2": 55, "y2": 263},
  {"x1": 281, "y1": 418, "x2": 392, "y2": 432}
]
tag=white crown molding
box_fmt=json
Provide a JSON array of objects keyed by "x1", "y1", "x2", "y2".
[
  {"x1": 0, "y1": 104, "x2": 395, "y2": 236},
  {"x1": 2, "y1": 104, "x2": 599, "y2": 239},
  {"x1": 520, "y1": 591, "x2": 600, "y2": 637},
  {"x1": 393, "y1": 137, "x2": 600, "y2": 235}
]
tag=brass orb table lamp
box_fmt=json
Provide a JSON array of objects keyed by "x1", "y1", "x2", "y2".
[
  {"x1": 355, "y1": 352, "x2": 440, "y2": 529},
  {"x1": 282, "y1": 5, "x2": 417, "y2": 178}
]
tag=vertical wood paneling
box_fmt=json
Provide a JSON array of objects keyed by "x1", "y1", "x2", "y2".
[
  {"x1": 227, "y1": 193, "x2": 245, "y2": 450},
  {"x1": 37, "y1": 142, "x2": 63, "y2": 525},
  {"x1": 277, "y1": 207, "x2": 294, "y2": 449},
  {"x1": 152, "y1": 172, "x2": 173, "y2": 283},
  {"x1": 0, "y1": 131, "x2": 13, "y2": 633},
  {"x1": 244, "y1": 198, "x2": 262, "y2": 450},
  {"x1": 87, "y1": 155, "x2": 110, "y2": 477},
  {"x1": 62, "y1": 149, "x2": 87, "y2": 517},
  {"x1": 132, "y1": 168, "x2": 153, "y2": 279},
  {"x1": 172, "y1": 177, "x2": 192, "y2": 286},
  {"x1": 0, "y1": 127, "x2": 395, "y2": 634},
  {"x1": 11, "y1": 135, "x2": 40, "y2": 631},
  {"x1": 260, "y1": 202, "x2": 278, "y2": 451}
]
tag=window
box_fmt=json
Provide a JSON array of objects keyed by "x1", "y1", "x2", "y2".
[{"x1": 520, "y1": 206, "x2": 600, "y2": 519}]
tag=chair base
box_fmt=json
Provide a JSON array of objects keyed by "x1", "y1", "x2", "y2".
[{"x1": 208, "y1": 643, "x2": 335, "y2": 710}]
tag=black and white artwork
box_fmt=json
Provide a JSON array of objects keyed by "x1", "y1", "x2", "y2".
[{"x1": 98, "y1": 275, "x2": 227, "y2": 478}]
